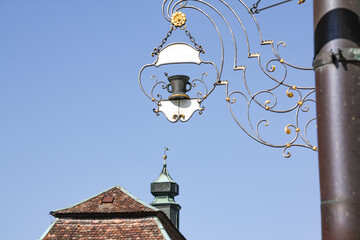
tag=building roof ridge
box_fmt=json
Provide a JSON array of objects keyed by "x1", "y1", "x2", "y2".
[
  {"x1": 154, "y1": 216, "x2": 172, "y2": 240},
  {"x1": 39, "y1": 218, "x2": 58, "y2": 240},
  {"x1": 51, "y1": 185, "x2": 157, "y2": 216},
  {"x1": 119, "y1": 186, "x2": 160, "y2": 212},
  {"x1": 50, "y1": 185, "x2": 120, "y2": 214}
]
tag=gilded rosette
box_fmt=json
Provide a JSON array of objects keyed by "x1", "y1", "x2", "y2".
[{"x1": 171, "y1": 11, "x2": 186, "y2": 27}]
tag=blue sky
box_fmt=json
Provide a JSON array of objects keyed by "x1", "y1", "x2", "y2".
[{"x1": 0, "y1": 1, "x2": 319, "y2": 239}]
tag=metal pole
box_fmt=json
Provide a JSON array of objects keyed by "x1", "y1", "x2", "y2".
[{"x1": 313, "y1": 0, "x2": 360, "y2": 239}]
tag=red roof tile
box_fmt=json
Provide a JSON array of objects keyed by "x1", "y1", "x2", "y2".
[
  {"x1": 52, "y1": 186, "x2": 157, "y2": 216},
  {"x1": 42, "y1": 186, "x2": 186, "y2": 240},
  {"x1": 42, "y1": 218, "x2": 167, "y2": 240}
]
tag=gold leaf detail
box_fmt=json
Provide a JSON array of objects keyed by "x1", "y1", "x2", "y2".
[
  {"x1": 286, "y1": 143, "x2": 291, "y2": 148},
  {"x1": 286, "y1": 89, "x2": 294, "y2": 98},
  {"x1": 295, "y1": 128, "x2": 300, "y2": 132},
  {"x1": 298, "y1": 101, "x2": 303, "y2": 106},
  {"x1": 313, "y1": 146, "x2": 317, "y2": 151},
  {"x1": 280, "y1": 59, "x2": 285, "y2": 63},
  {"x1": 285, "y1": 125, "x2": 291, "y2": 134},
  {"x1": 269, "y1": 65, "x2": 276, "y2": 72},
  {"x1": 265, "y1": 100, "x2": 270, "y2": 110}
]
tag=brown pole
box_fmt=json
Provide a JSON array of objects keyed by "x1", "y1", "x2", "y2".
[{"x1": 313, "y1": 0, "x2": 360, "y2": 239}]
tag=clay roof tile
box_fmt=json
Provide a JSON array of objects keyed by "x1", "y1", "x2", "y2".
[{"x1": 51, "y1": 186, "x2": 158, "y2": 216}]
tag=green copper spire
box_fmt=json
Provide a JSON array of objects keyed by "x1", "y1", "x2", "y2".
[
  {"x1": 150, "y1": 147, "x2": 181, "y2": 229},
  {"x1": 153, "y1": 147, "x2": 175, "y2": 183}
]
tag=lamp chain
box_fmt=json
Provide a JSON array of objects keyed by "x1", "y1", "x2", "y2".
[{"x1": 152, "y1": 26, "x2": 204, "y2": 57}]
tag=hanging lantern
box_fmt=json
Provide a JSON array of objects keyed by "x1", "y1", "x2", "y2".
[{"x1": 138, "y1": 14, "x2": 220, "y2": 123}]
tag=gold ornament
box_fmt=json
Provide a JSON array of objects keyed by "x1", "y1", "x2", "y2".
[
  {"x1": 171, "y1": 11, "x2": 186, "y2": 27},
  {"x1": 286, "y1": 89, "x2": 294, "y2": 98},
  {"x1": 285, "y1": 124, "x2": 291, "y2": 134},
  {"x1": 265, "y1": 100, "x2": 271, "y2": 110}
]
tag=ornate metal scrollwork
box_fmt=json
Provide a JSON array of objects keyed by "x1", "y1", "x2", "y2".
[
  {"x1": 139, "y1": 40, "x2": 219, "y2": 122},
  {"x1": 140, "y1": 0, "x2": 316, "y2": 157},
  {"x1": 250, "y1": 0, "x2": 305, "y2": 14}
]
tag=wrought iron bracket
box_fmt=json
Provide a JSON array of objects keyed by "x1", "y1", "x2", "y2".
[
  {"x1": 313, "y1": 48, "x2": 360, "y2": 69},
  {"x1": 250, "y1": 0, "x2": 304, "y2": 14},
  {"x1": 139, "y1": 0, "x2": 317, "y2": 157}
]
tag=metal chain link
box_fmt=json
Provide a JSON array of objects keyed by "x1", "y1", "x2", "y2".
[
  {"x1": 184, "y1": 29, "x2": 205, "y2": 53},
  {"x1": 152, "y1": 27, "x2": 174, "y2": 57},
  {"x1": 250, "y1": 0, "x2": 261, "y2": 14},
  {"x1": 151, "y1": 26, "x2": 205, "y2": 57}
]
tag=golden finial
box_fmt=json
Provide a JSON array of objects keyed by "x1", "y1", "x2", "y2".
[{"x1": 163, "y1": 147, "x2": 169, "y2": 167}]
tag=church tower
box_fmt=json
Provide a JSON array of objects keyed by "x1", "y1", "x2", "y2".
[{"x1": 151, "y1": 148, "x2": 181, "y2": 229}]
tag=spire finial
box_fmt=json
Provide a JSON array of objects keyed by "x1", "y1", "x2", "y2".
[{"x1": 163, "y1": 147, "x2": 169, "y2": 167}]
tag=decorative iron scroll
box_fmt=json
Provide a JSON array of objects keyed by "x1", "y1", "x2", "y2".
[
  {"x1": 250, "y1": 0, "x2": 305, "y2": 14},
  {"x1": 140, "y1": 0, "x2": 317, "y2": 157},
  {"x1": 138, "y1": 41, "x2": 219, "y2": 122}
]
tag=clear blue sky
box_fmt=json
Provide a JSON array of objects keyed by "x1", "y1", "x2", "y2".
[{"x1": 0, "y1": 1, "x2": 319, "y2": 239}]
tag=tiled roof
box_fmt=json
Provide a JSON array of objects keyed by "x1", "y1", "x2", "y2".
[
  {"x1": 52, "y1": 186, "x2": 158, "y2": 216},
  {"x1": 42, "y1": 218, "x2": 168, "y2": 240},
  {"x1": 41, "y1": 186, "x2": 186, "y2": 240}
]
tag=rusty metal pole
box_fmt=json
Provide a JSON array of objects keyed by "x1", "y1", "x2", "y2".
[{"x1": 313, "y1": 0, "x2": 360, "y2": 239}]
